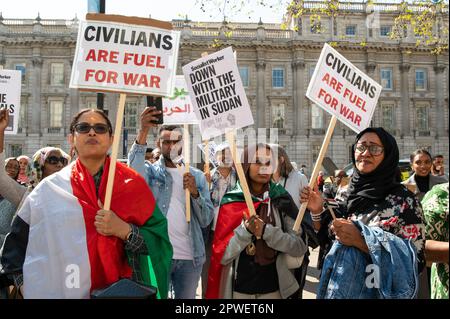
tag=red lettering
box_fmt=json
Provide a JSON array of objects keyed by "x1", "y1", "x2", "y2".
[
  {"x1": 85, "y1": 69, "x2": 118, "y2": 84},
  {"x1": 85, "y1": 49, "x2": 119, "y2": 64},
  {"x1": 85, "y1": 49, "x2": 97, "y2": 62},
  {"x1": 122, "y1": 73, "x2": 161, "y2": 88}
]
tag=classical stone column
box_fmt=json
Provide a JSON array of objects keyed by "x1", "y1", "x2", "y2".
[
  {"x1": 256, "y1": 60, "x2": 266, "y2": 129},
  {"x1": 434, "y1": 63, "x2": 446, "y2": 137},
  {"x1": 399, "y1": 63, "x2": 411, "y2": 136},
  {"x1": 292, "y1": 60, "x2": 305, "y2": 136},
  {"x1": 30, "y1": 56, "x2": 43, "y2": 135}
]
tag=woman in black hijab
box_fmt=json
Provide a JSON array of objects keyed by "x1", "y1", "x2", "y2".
[{"x1": 300, "y1": 128, "x2": 426, "y2": 297}]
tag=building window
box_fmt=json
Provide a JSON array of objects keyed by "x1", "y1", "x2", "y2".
[
  {"x1": 50, "y1": 63, "x2": 64, "y2": 86},
  {"x1": 312, "y1": 144, "x2": 321, "y2": 163},
  {"x1": 272, "y1": 68, "x2": 285, "y2": 88},
  {"x1": 381, "y1": 104, "x2": 395, "y2": 132},
  {"x1": 15, "y1": 64, "x2": 26, "y2": 83},
  {"x1": 380, "y1": 68, "x2": 393, "y2": 90},
  {"x1": 416, "y1": 105, "x2": 429, "y2": 132},
  {"x1": 311, "y1": 104, "x2": 324, "y2": 129},
  {"x1": 124, "y1": 101, "x2": 138, "y2": 133},
  {"x1": 239, "y1": 66, "x2": 249, "y2": 87},
  {"x1": 345, "y1": 25, "x2": 356, "y2": 36},
  {"x1": 310, "y1": 17, "x2": 322, "y2": 34},
  {"x1": 86, "y1": 99, "x2": 98, "y2": 109},
  {"x1": 415, "y1": 69, "x2": 427, "y2": 91},
  {"x1": 272, "y1": 104, "x2": 285, "y2": 129},
  {"x1": 380, "y1": 25, "x2": 392, "y2": 37},
  {"x1": 49, "y1": 101, "x2": 63, "y2": 128},
  {"x1": 9, "y1": 144, "x2": 23, "y2": 158}
]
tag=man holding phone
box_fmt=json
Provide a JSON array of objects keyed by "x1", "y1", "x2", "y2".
[{"x1": 128, "y1": 105, "x2": 214, "y2": 299}]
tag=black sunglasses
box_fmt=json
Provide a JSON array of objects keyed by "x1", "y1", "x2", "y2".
[
  {"x1": 46, "y1": 156, "x2": 68, "y2": 166},
  {"x1": 74, "y1": 122, "x2": 110, "y2": 134}
]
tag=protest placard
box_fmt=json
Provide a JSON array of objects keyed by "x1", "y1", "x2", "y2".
[
  {"x1": 69, "y1": 14, "x2": 179, "y2": 211},
  {"x1": 0, "y1": 70, "x2": 21, "y2": 135},
  {"x1": 182, "y1": 46, "x2": 254, "y2": 140},
  {"x1": 306, "y1": 43, "x2": 382, "y2": 133},
  {"x1": 294, "y1": 43, "x2": 382, "y2": 231},
  {"x1": 163, "y1": 75, "x2": 198, "y2": 124},
  {"x1": 70, "y1": 14, "x2": 180, "y2": 96},
  {"x1": 198, "y1": 141, "x2": 219, "y2": 168}
]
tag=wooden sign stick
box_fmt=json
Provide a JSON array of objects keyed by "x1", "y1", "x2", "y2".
[
  {"x1": 293, "y1": 115, "x2": 337, "y2": 231},
  {"x1": 104, "y1": 93, "x2": 127, "y2": 211},
  {"x1": 184, "y1": 124, "x2": 191, "y2": 223},
  {"x1": 203, "y1": 140, "x2": 211, "y2": 188},
  {"x1": 226, "y1": 130, "x2": 257, "y2": 221}
]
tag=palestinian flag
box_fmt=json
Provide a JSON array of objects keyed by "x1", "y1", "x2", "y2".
[
  {"x1": 0, "y1": 157, "x2": 172, "y2": 299},
  {"x1": 205, "y1": 181, "x2": 292, "y2": 299}
]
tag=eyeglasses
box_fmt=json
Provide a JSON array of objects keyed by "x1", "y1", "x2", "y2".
[
  {"x1": 354, "y1": 144, "x2": 384, "y2": 156},
  {"x1": 74, "y1": 122, "x2": 110, "y2": 134},
  {"x1": 46, "y1": 156, "x2": 68, "y2": 166}
]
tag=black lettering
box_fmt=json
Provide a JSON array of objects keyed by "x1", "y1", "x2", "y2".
[
  {"x1": 148, "y1": 33, "x2": 162, "y2": 48},
  {"x1": 120, "y1": 29, "x2": 129, "y2": 45},
  {"x1": 84, "y1": 25, "x2": 96, "y2": 41},
  {"x1": 102, "y1": 26, "x2": 115, "y2": 43},
  {"x1": 325, "y1": 53, "x2": 334, "y2": 66},
  {"x1": 162, "y1": 35, "x2": 173, "y2": 50},
  {"x1": 200, "y1": 107, "x2": 210, "y2": 119},
  {"x1": 369, "y1": 85, "x2": 377, "y2": 98},
  {"x1": 135, "y1": 32, "x2": 147, "y2": 46},
  {"x1": 361, "y1": 79, "x2": 371, "y2": 95}
]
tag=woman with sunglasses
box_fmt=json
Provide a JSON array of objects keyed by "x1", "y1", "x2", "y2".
[
  {"x1": 300, "y1": 127, "x2": 426, "y2": 299},
  {"x1": 1, "y1": 108, "x2": 172, "y2": 299}
]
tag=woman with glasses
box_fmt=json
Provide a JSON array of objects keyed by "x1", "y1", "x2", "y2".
[
  {"x1": 1, "y1": 108, "x2": 172, "y2": 299},
  {"x1": 301, "y1": 127, "x2": 425, "y2": 299}
]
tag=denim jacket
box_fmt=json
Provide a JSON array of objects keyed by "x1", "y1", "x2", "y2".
[
  {"x1": 128, "y1": 142, "x2": 214, "y2": 267},
  {"x1": 317, "y1": 220, "x2": 419, "y2": 299}
]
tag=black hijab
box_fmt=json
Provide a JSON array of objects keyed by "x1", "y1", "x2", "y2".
[{"x1": 346, "y1": 127, "x2": 402, "y2": 215}]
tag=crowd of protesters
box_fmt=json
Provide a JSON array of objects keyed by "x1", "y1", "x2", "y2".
[{"x1": 0, "y1": 105, "x2": 448, "y2": 299}]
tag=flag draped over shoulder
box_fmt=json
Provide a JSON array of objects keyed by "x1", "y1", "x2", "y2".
[
  {"x1": 205, "y1": 181, "x2": 289, "y2": 299},
  {"x1": 13, "y1": 157, "x2": 172, "y2": 298}
]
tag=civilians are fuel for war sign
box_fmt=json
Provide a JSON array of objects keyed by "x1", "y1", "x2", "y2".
[
  {"x1": 306, "y1": 43, "x2": 382, "y2": 133},
  {"x1": 182, "y1": 47, "x2": 254, "y2": 140},
  {"x1": 70, "y1": 14, "x2": 180, "y2": 96},
  {"x1": 0, "y1": 70, "x2": 21, "y2": 135}
]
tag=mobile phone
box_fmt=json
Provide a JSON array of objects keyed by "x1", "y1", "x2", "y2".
[{"x1": 147, "y1": 96, "x2": 164, "y2": 124}]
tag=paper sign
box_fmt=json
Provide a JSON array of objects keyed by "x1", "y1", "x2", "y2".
[
  {"x1": 0, "y1": 70, "x2": 21, "y2": 135},
  {"x1": 198, "y1": 141, "x2": 219, "y2": 168},
  {"x1": 182, "y1": 47, "x2": 254, "y2": 140},
  {"x1": 306, "y1": 43, "x2": 382, "y2": 133},
  {"x1": 70, "y1": 15, "x2": 180, "y2": 96},
  {"x1": 163, "y1": 75, "x2": 198, "y2": 124}
]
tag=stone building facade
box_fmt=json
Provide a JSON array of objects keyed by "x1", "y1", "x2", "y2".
[{"x1": 0, "y1": 1, "x2": 448, "y2": 171}]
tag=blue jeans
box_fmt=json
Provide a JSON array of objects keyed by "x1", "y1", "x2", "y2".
[{"x1": 170, "y1": 259, "x2": 202, "y2": 299}]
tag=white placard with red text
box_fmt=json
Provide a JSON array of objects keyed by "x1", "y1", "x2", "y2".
[
  {"x1": 306, "y1": 43, "x2": 382, "y2": 133},
  {"x1": 70, "y1": 18, "x2": 180, "y2": 96},
  {"x1": 0, "y1": 70, "x2": 21, "y2": 135},
  {"x1": 162, "y1": 76, "x2": 198, "y2": 124}
]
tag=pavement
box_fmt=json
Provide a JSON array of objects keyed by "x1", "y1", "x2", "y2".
[{"x1": 195, "y1": 247, "x2": 320, "y2": 299}]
